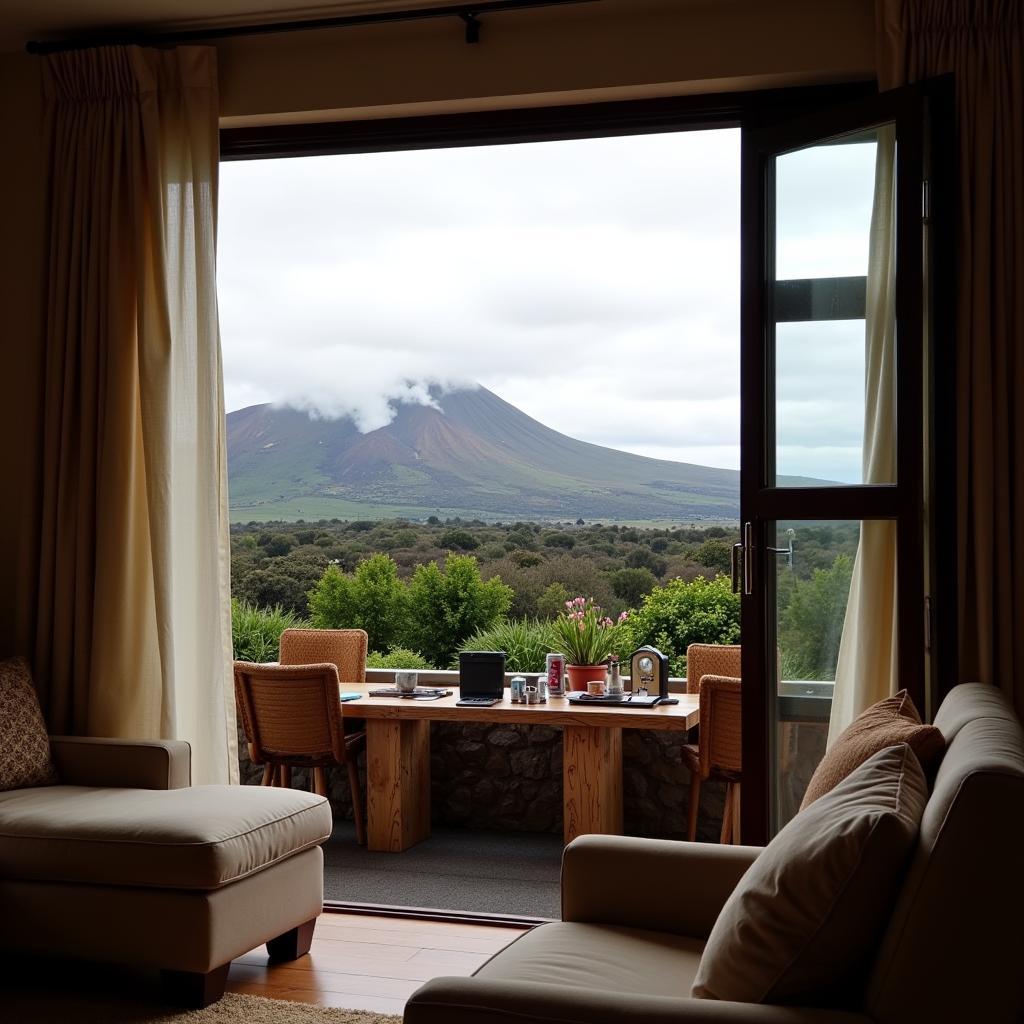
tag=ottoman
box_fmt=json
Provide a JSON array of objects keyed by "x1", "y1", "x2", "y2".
[{"x1": 0, "y1": 736, "x2": 333, "y2": 1007}]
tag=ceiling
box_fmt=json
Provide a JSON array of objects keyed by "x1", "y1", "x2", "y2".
[{"x1": 0, "y1": 0, "x2": 472, "y2": 52}]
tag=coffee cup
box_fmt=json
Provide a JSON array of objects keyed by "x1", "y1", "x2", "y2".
[
  {"x1": 586, "y1": 679, "x2": 605, "y2": 696},
  {"x1": 395, "y1": 671, "x2": 418, "y2": 694}
]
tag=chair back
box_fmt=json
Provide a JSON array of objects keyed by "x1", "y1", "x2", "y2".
[
  {"x1": 686, "y1": 643, "x2": 741, "y2": 694},
  {"x1": 233, "y1": 661, "x2": 346, "y2": 765},
  {"x1": 698, "y1": 675, "x2": 743, "y2": 778},
  {"x1": 279, "y1": 628, "x2": 368, "y2": 684},
  {"x1": 864, "y1": 682, "x2": 1024, "y2": 1023}
]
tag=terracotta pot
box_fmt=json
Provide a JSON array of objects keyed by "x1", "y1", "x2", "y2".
[{"x1": 566, "y1": 664, "x2": 607, "y2": 692}]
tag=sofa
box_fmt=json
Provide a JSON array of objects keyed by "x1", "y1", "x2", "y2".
[
  {"x1": 405, "y1": 682, "x2": 1024, "y2": 1023},
  {"x1": 0, "y1": 735, "x2": 333, "y2": 1007}
]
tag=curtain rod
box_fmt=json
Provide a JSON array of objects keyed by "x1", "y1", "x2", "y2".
[{"x1": 25, "y1": 0, "x2": 601, "y2": 54}]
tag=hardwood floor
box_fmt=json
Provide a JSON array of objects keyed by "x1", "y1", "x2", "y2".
[{"x1": 227, "y1": 911, "x2": 527, "y2": 1015}]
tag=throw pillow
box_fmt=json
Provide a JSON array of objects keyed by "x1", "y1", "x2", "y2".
[
  {"x1": 691, "y1": 743, "x2": 927, "y2": 1006},
  {"x1": 800, "y1": 690, "x2": 944, "y2": 810},
  {"x1": 0, "y1": 656, "x2": 58, "y2": 791}
]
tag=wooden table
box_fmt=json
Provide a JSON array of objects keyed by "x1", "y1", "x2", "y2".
[{"x1": 341, "y1": 684, "x2": 699, "y2": 852}]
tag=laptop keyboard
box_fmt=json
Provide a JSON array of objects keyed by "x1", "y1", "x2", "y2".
[{"x1": 456, "y1": 696, "x2": 502, "y2": 706}]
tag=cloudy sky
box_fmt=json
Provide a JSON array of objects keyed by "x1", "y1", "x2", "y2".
[{"x1": 218, "y1": 129, "x2": 876, "y2": 482}]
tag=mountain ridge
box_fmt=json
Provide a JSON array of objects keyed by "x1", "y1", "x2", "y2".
[{"x1": 227, "y1": 385, "x2": 804, "y2": 521}]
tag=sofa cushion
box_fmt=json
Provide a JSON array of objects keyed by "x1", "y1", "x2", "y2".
[
  {"x1": 476, "y1": 921, "x2": 705, "y2": 998},
  {"x1": 0, "y1": 784, "x2": 332, "y2": 890},
  {"x1": 692, "y1": 744, "x2": 927, "y2": 1006},
  {"x1": 0, "y1": 657, "x2": 57, "y2": 792},
  {"x1": 801, "y1": 689, "x2": 944, "y2": 809}
]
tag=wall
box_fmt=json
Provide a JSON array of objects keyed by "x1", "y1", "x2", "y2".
[{"x1": 217, "y1": 0, "x2": 874, "y2": 125}]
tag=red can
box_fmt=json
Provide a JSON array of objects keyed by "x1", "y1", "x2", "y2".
[{"x1": 546, "y1": 653, "x2": 566, "y2": 697}]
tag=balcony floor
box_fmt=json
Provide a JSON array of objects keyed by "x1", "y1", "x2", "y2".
[{"x1": 324, "y1": 822, "x2": 562, "y2": 919}]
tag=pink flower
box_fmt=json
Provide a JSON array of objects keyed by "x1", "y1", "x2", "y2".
[
  {"x1": 618, "y1": 611, "x2": 629, "y2": 623},
  {"x1": 600, "y1": 617, "x2": 613, "y2": 628},
  {"x1": 564, "y1": 600, "x2": 573, "y2": 609}
]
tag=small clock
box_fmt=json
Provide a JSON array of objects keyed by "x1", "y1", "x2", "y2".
[{"x1": 629, "y1": 646, "x2": 670, "y2": 700}]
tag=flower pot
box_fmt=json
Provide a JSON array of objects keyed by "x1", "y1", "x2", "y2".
[{"x1": 566, "y1": 664, "x2": 607, "y2": 692}]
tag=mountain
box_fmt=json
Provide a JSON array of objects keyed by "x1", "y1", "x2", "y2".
[{"x1": 227, "y1": 385, "x2": 762, "y2": 522}]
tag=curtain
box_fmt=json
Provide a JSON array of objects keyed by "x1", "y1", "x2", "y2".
[
  {"x1": 876, "y1": 0, "x2": 1024, "y2": 717},
  {"x1": 829, "y1": 126, "x2": 900, "y2": 743},
  {"x1": 35, "y1": 46, "x2": 237, "y2": 784}
]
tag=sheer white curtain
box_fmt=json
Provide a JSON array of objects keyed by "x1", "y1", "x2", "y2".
[
  {"x1": 37, "y1": 46, "x2": 237, "y2": 784},
  {"x1": 828, "y1": 125, "x2": 899, "y2": 744}
]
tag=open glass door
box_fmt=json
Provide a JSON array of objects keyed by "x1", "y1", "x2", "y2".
[{"x1": 738, "y1": 85, "x2": 947, "y2": 843}]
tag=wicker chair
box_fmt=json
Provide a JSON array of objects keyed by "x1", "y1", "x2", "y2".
[
  {"x1": 233, "y1": 660, "x2": 368, "y2": 845},
  {"x1": 682, "y1": 643, "x2": 742, "y2": 844},
  {"x1": 279, "y1": 627, "x2": 368, "y2": 688}
]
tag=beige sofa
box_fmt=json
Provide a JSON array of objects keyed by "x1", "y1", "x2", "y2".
[
  {"x1": 0, "y1": 736, "x2": 333, "y2": 1007},
  {"x1": 406, "y1": 682, "x2": 1024, "y2": 1023}
]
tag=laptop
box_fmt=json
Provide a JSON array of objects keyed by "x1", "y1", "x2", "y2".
[{"x1": 457, "y1": 651, "x2": 506, "y2": 707}]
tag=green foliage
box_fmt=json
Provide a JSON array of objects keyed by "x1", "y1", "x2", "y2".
[
  {"x1": 366, "y1": 647, "x2": 432, "y2": 670},
  {"x1": 460, "y1": 618, "x2": 555, "y2": 673},
  {"x1": 542, "y1": 532, "x2": 575, "y2": 549},
  {"x1": 258, "y1": 532, "x2": 295, "y2": 557},
  {"x1": 231, "y1": 598, "x2": 310, "y2": 664},
  {"x1": 536, "y1": 581, "x2": 570, "y2": 619},
  {"x1": 778, "y1": 554, "x2": 853, "y2": 680},
  {"x1": 550, "y1": 597, "x2": 628, "y2": 667},
  {"x1": 440, "y1": 528, "x2": 480, "y2": 551},
  {"x1": 307, "y1": 554, "x2": 407, "y2": 652},
  {"x1": 609, "y1": 567, "x2": 658, "y2": 606},
  {"x1": 625, "y1": 546, "x2": 667, "y2": 576},
  {"x1": 622, "y1": 575, "x2": 740, "y2": 677},
  {"x1": 693, "y1": 539, "x2": 732, "y2": 574},
  {"x1": 510, "y1": 549, "x2": 543, "y2": 568},
  {"x1": 404, "y1": 555, "x2": 514, "y2": 667}
]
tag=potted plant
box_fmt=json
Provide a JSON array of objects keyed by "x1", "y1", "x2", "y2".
[{"x1": 551, "y1": 596, "x2": 629, "y2": 691}]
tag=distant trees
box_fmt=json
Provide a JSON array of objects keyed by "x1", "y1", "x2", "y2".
[
  {"x1": 609, "y1": 567, "x2": 658, "y2": 606},
  {"x1": 306, "y1": 552, "x2": 511, "y2": 667},
  {"x1": 778, "y1": 554, "x2": 853, "y2": 680},
  {"x1": 440, "y1": 528, "x2": 479, "y2": 551}
]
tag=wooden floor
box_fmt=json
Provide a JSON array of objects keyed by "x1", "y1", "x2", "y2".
[{"x1": 226, "y1": 911, "x2": 528, "y2": 1015}]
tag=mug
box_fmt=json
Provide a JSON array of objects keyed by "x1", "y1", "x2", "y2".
[
  {"x1": 395, "y1": 671, "x2": 418, "y2": 694},
  {"x1": 586, "y1": 679, "x2": 605, "y2": 696}
]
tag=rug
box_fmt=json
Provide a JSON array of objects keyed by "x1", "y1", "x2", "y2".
[{"x1": 0, "y1": 991, "x2": 402, "y2": 1024}]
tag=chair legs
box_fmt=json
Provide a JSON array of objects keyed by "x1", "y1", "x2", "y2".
[
  {"x1": 687, "y1": 773, "x2": 702, "y2": 842},
  {"x1": 260, "y1": 764, "x2": 274, "y2": 786},
  {"x1": 278, "y1": 764, "x2": 292, "y2": 788},
  {"x1": 313, "y1": 766, "x2": 328, "y2": 797}
]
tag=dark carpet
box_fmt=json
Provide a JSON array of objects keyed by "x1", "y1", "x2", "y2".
[{"x1": 323, "y1": 823, "x2": 563, "y2": 919}]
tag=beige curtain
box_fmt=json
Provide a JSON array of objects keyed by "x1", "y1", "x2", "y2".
[
  {"x1": 829, "y1": 126, "x2": 900, "y2": 743},
  {"x1": 876, "y1": 0, "x2": 1024, "y2": 718},
  {"x1": 35, "y1": 46, "x2": 237, "y2": 784}
]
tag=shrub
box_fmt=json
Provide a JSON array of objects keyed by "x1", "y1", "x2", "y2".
[
  {"x1": 460, "y1": 618, "x2": 555, "y2": 673},
  {"x1": 621, "y1": 574, "x2": 740, "y2": 677},
  {"x1": 625, "y1": 546, "x2": 667, "y2": 576},
  {"x1": 366, "y1": 647, "x2": 432, "y2": 670},
  {"x1": 609, "y1": 566, "x2": 658, "y2": 606},
  {"x1": 307, "y1": 553, "x2": 408, "y2": 652},
  {"x1": 231, "y1": 598, "x2": 310, "y2": 663},
  {"x1": 693, "y1": 538, "x2": 733, "y2": 574},
  {"x1": 440, "y1": 528, "x2": 480, "y2": 551},
  {"x1": 542, "y1": 531, "x2": 575, "y2": 549},
  {"x1": 536, "y1": 581, "x2": 570, "y2": 619},
  {"x1": 404, "y1": 555, "x2": 513, "y2": 667}
]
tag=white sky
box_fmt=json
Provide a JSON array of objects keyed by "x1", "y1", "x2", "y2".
[{"x1": 218, "y1": 129, "x2": 877, "y2": 481}]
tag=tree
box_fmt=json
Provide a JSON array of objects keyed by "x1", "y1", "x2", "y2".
[
  {"x1": 308, "y1": 554, "x2": 408, "y2": 652},
  {"x1": 609, "y1": 567, "x2": 657, "y2": 606},
  {"x1": 621, "y1": 574, "x2": 740, "y2": 677},
  {"x1": 625, "y1": 546, "x2": 667, "y2": 576},
  {"x1": 440, "y1": 528, "x2": 480, "y2": 551},
  {"x1": 778, "y1": 554, "x2": 853, "y2": 680},
  {"x1": 693, "y1": 538, "x2": 732, "y2": 574},
  {"x1": 404, "y1": 555, "x2": 513, "y2": 667},
  {"x1": 542, "y1": 531, "x2": 575, "y2": 549},
  {"x1": 536, "y1": 581, "x2": 570, "y2": 619}
]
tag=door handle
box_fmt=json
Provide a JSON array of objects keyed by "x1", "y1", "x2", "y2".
[
  {"x1": 743, "y1": 521, "x2": 754, "y2": 596},
  {"x1": 731, "y1": 541, "x2": 743, "y2": 594}
]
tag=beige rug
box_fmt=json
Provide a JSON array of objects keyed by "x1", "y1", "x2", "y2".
[{"x1": 0, "y1": 990, "x2": 402, "y2": 1024}]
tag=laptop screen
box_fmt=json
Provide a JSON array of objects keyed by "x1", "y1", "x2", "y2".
[{"x1": 459, "y1": 651, "x2": 506, "y2": 698}]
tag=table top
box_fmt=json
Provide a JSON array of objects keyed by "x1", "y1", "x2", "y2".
[{"x1": 341, "y1": 683, "x2": 699, "y2": 731}]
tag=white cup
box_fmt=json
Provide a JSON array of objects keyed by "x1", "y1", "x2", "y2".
[{"x1": 395, "y1": 671, "x2": 418, "y2": 694}]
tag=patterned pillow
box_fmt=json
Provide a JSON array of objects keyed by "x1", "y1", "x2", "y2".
[{"x1": 0, "y1": 657, "x2": 58, "y2": 791}]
